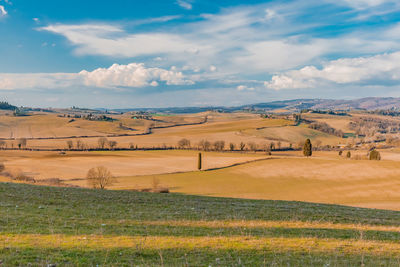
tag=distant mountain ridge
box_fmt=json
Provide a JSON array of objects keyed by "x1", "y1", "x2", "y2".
[
  {"x1": 105, "y1": 97, "x2": 400, "y2": 114},
  {"x1": 4, "y1": 97, "x2": 400, "y2": 114}
]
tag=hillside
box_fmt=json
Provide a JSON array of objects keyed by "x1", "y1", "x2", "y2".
[
  {"x1": 105, "y1": 97, "x2": 400, "y2": 113},
  {"x1": 2, "y1": 182, "x2": 400, "y2": 266}
]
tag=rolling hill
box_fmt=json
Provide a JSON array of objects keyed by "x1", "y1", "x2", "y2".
[{"x1": 2, "y1": 182, "x2": 400, "y2": 266}]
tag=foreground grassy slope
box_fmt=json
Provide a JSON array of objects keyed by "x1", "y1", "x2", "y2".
[{"x1": 2, "y1": 183, "x2": 400, "y2": 266}]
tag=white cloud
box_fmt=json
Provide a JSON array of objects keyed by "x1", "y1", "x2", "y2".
[
  {"x1": 233, "y1": 39, "x2": 330, "y2": 72},
  {"x1": 176, "y1": 0, "x2": 192, "y2": 10},
  {"x1": 265, "y1": 9, "x2": 276, "y2": 20},
  {"x1": 209, "y1": 65, "x2": 217, "y2": 72},
  {"x1": 80, "y1": 63, "x2": 194, "y2": 87},
  {"x1": 0, "y1": 5, "x2": 7, "y2": 16},
  {"x1": 40, "y1": 24, "x2": 203, "y2": 58},
  {"x1": 38, "y1": 1, "x2": 400, "y2": 89},
  {"x1": 33, "y1": 17, "x2": 39, "y2": 22},
  {"x1": 237, "y1": 85, "x2": 255, "y2": 91},
  {"x1": 265, "y1": 51, "x2": 400, "y2": 90},
  {"x1": 0, "y1": 73, "x2": 77, "y2": 90},
  {"x1": 0, "y1": 63, "x2": 193, "y2": 90},
  {"x1": 340, "y1": 0, "x2": 394, "y2": 8}
]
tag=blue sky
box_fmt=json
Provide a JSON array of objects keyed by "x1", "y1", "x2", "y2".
[{"x1": 1, "y1": 0, "x2": 400, "y2": 108}]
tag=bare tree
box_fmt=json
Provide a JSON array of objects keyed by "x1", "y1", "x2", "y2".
[
  {"x1": 0, "y1": 140, "x2": 5, "y2": 149},
  {"x1": 66, "y1": 140, "x2": 73, "y2": 150},
  {"x1": 76, "y1": 139, "x2": 84, "y2": 150},
  {"x1": 87, "y1": 166, "x2": 115, "y2": 189},
  {"x1": 239, "y1": 142, "x2": 246, "y2": 151},
  {"x1": 17, "y1": 138, "x2": 27, "y2": 149},
  {"x1": 108, "y1": 140, "x2": 117, "y2": 150},
  {"x1": 270, "y1": 142, "x2": 275, "y2": 151},
  {"x1": 198, "y1": 139, "x2": 211, "y2": 151},
  {"x1": 178, "y1": 138, "x2": 191, "y2": 149},
  {"x1": 98, "y1": 137, "x2": 108, "y2": 149},
  {"x1": 229, "y1": 143, "x2": 235, "y2": 151},
  {"x1": 247, "y1": 142, "x2": 257, "y2": 152},
  {"x1": 213, "y1": 140, "x2": 225, "y2": 151},
  {"x1": 314, "y1": 140, "x2": 322, "y2": 149}
]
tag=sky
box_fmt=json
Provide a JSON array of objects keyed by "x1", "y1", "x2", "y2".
[{"x1": 1, "y1": 0, "x2": 400, "y2": 108}]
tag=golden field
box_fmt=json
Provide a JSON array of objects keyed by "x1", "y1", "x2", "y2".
[{"x1": 1, "y1": 110, "x2": 400, "y2": 211}]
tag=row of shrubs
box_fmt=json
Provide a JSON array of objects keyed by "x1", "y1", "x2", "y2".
[{"x1": 338, "y1": 149, "x2": 381, "y2": 160}]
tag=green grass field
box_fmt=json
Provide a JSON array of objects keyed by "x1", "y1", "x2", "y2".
[{"x1": 2, "y1": 182, "x2": 400, "y2": 266}]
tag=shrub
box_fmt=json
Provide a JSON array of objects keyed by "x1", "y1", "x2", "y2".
[
  {"x1": 14, "y1": 171, "x2": 35, "y2": 183},
  {"x1": 338, "y1": 151, "x2": 343, "y2": 156},
  {"x1": 346, "y1": 151, "x2": 351, "y2": 158},
  {"x1": 369, "y1": 149, "x2": 381, "y2": 160}
]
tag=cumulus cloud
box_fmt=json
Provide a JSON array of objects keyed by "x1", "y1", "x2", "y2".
[
  {"x1": 0, "y1": 5, "x2": 7, "y2": 16},
  {"x1": 79, "y1": 63, "x2": 194, "y2": 87},
  {"x1": 0, "y1": 63, "x2": 193, "y2": 90},
  {"x1": 265, "y1": 51, "x2": 400, "y2": 90}
]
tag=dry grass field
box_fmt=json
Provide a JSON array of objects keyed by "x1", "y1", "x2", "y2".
[
  {"x1": 1, "y1": 111, "x2": 400, "y2": 212},
  {"x1": 1, "y1": 112, "x2": 298, "y2": 149},
  {"x1": 101, "y1": 150, "x2": 400, "y2": 211},
  {"x1": 0, "y1": 150, "x2": 265, "y2": 180}
]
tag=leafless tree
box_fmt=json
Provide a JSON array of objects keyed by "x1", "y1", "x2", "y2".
[
  {"x1": 108, "y1": 140, "x2": 117, "y2": 150},
  {"x1": 98, "y1": 137, "x2": 108, "y2": 149},
  {"x1": 76, "y1": 139, "x2": 84, "y2": 150},
  {"x1": 239, "y1": 142, "x2": 246, "y2": 151},
  {"x1": 247, "y1": 142, "x2": 257, "y2": 152},
  {"x1": 198, "y1": 139, "x2": 211, "y2": 151},
  {"x1": 0, "y1": 140, "x2": 6, "y2": 149},
  {"x1": 178, "y1": 138, "x2": 191, "y2": 149},
  {"x1": 86, "y1": 166, "x2": 115, "y2": 189},
  {"x1": 66, "y1": 140, "x2": 73, "y2": 150},
  {"x1": 270, "y1": 142, "x2": 276, "y2": 151},
  {"x1": 229, "y1": 143, "x2": 235, "y2": 151},
  {"x1": 314, "y1": 140, "x2": 322, "y2": 149},
  {"x1": 213, "y1": 140, "x2": 225, "y2": 151}
]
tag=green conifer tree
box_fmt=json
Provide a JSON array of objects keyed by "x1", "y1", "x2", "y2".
[
  {"x1": 198, "y1": 152, "x2": 202, "y2": 170},
  {"x1": 303, "y1": 139, "x2": 312, "y2": 157}
]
